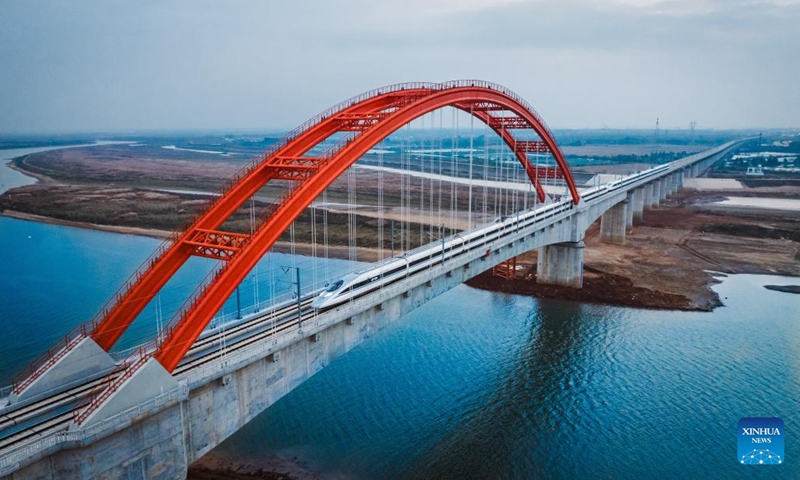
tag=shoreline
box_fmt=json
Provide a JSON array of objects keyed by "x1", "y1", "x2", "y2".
[
  {"x1": 2, "y1": 210, "x2": 173, "y2": 239},
  {"x1": 3, "y1": 158, "x2": 798, "y2": 313},
  {"x1": 187, "y1": 451, "x2": 323, "y2": 480},
  {"x1": 6, "y1": 157, "x2": 49, "y2": 184},
  {"x1": 466, "y1": 264, "x2": 721, "y2": 312},
  {"x1": 6, "y1": 208, "x2": 797, "y2": 315},
  {"x1": 1, "y1": 210, "x2": 391, "y2": 263}
]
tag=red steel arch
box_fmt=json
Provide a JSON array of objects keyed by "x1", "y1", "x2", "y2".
[
  {"x1": 152, "y1": 82, "x2": 580, "y2": 371},
  {"x1": 18, "y1": 81, "x2": 581, "y2": 395}
]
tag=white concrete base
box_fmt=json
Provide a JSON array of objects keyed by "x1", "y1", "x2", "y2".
[
  {"x1": 76, "y1": 358, "x2": 178, "y2": 429},
  {"x1": 11, "y1": 337, "x2": 115, "y2": 403}
]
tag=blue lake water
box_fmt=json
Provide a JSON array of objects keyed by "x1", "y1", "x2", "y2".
[
  {"x1": 0, "y1": 217, "x2": 356, "y2": 384},
  {"x1": 0, "y1": 216, "x2": 798, "y2": 478}
]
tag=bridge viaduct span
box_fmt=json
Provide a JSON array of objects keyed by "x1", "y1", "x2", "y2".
[{"x1": 0, "y1": 81, "x2": 742, "y2": 479}]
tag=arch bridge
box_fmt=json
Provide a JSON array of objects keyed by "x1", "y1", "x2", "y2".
[{"x1": 0, "y1": 81, "x2": 742, "y2": 479}]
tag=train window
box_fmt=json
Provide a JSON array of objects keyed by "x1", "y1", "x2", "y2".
[{"x1": 325, "y1": 280, "x2": 344, "y2": 292}]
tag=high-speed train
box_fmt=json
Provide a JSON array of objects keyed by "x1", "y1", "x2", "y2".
[
  {"x1": 310, "y1": 199, "x2": 571, "y2": 311},
  {"x1": 311, "y1": 160, "x2": 688, "y2": 312}
]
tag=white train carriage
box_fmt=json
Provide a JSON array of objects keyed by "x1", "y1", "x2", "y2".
[{"x1": 311, "y1": 196, "x2": 581, "y2": 312}]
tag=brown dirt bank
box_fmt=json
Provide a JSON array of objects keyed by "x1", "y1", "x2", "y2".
[
  {"x1": 469, "y1": 188, "x2": 800, "y2": 311},
  {"x1": 467, "y1": 264, "x2": 700, "y2": 310},
  {"x1": 0, "y1": 183, "x2": 433, "y2": 252},
  {"x1": 187, "y1": 451, "x2": 323, "y2": 480},
  {"x1": 764, "y1": 285, "x2": 800, "y2": 294},
  {"x1": 13, "y1": 146, "x2": 497, "y2": 215}
]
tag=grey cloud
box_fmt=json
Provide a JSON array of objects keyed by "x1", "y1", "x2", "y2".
[{"x1": 0, "y1": 0, "x2": 797, "y2": 132}]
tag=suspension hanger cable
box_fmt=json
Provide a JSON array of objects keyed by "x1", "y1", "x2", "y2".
[
  {"x1": 419, "y1": 114, "x2": 425, "y2": 248},
  {"x1": 467, "y1": 104, "x2": 474, "y2": 230},
  {"x1": 377, "y1": 142, "x2": 384, "y2": 262},
  {"x1": 250, "y1": 198, "x2": 260, "y2": 312},
  {"x1": 323, "y1": 189, "x2": 329, "y2": 281},
  {"x1": 437, "y1": 108, "x2": 443, "y2": 235},
  {"x1": 482, "y1": 109, "x2": 489, "y2": 224}
]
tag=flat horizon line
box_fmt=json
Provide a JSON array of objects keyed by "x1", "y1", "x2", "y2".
[{"x1": 0, "y1": 126, "x2": 797, "y2": 138}]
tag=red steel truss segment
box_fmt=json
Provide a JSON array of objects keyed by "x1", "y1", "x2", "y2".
[
  {"x1": 487, "y1": 116, "x2": 530, "y2": 130},
  {"x1": 457, "y1": 106, "x2": 547, "y2": 201},
  {"x1": 151, "y1": 85, "x2": 581, "y2": 372},
  {"x1": 184, "y1": 229, "x2": 250, "y2": 261},
  {"x1": 453, "y1": 104, "x2": 566, "y2": 201},
  {"x1": 514, "y1": 140, "x2": 550, "y2": 154}
]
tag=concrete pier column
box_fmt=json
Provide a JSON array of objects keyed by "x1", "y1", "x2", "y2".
[
  {"x1": 650, "y1": 182, "x2": 661, "y2": 207},
  {"x1": 600, "y1": 200, "x2": 627, "y2": 244},
  {"x1": 625, "y1": 193, "x2": 635, "y2": 229},
  {"x1": 537, "y1": 241, "x2": 585, "y2": 288},
  {"x1": 659, "y1": 178, "x2": 668, "y2": 200},
  {"x1": 643, "y1": 183, "x2": 654, "y2": 209},
  {"x1": 633, "y1": 187, "x2": 645, "y2": 223}
]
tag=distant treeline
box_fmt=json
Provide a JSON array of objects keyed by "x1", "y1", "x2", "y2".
[
  {"x1": 567, "y1": 151, "x2": 693, "y2": 166},
  {"x1": 552, "y1": 129, "x2": 747, "y2": 147}
]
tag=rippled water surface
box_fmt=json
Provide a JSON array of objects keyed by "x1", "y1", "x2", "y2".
[
  {"x1": 0, "y1": 217, "x2": 355, "y2": 384},
  {"x1": 1, "y1": 216, "x2": 798, "y2": 478},
  {"x1": 213, "y1": 275, "x2": 800, "y2": 479}
]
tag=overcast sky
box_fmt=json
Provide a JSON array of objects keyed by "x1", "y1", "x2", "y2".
[{"x1": 0, "y1": 0, "x2": 797, "y2": 133}]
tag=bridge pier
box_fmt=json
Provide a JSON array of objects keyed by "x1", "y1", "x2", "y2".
[
  {"x1": 659, "y1": 178, "x2": 668, "y2": 200},
  {"x1": 651, "y1": 181, "x2": 661, "y2": 206},
  {"x1": 600, "y1": 200, "x2": 627, "y2": 245},
  {"x1": 643, "y1": 183, "x2": 654, "y2": 210},
  {"x1": 625, "y1": 193, "x2": 634, "y2": 229},
  {"x1": 536, "y1": 241, "x2": 585, "y2": 288},
  {"x1": 632, "y1": 188, "x2": 645, "y2": 223}
]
